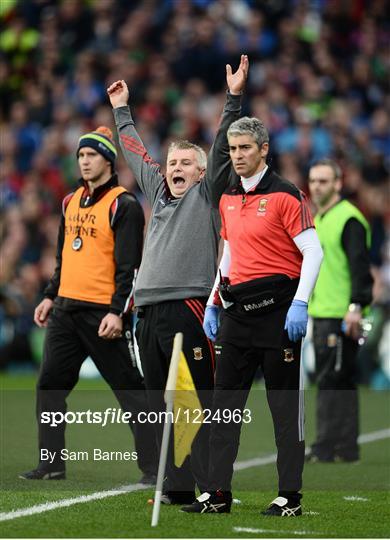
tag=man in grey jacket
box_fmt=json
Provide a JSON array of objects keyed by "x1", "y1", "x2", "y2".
[{"x1": 107, "y1": 55, "x2": 248, "y2": 504}]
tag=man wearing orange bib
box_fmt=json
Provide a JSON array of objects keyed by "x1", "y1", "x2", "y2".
[{"x1": 20, "y1": 127, "x2": 157, "y2": 482}]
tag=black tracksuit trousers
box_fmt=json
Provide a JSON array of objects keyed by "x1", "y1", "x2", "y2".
[
  {"x1": 36, "y1": 308, "x2": 158, "y2": 475},
  {"x1": 135, "y1": 299, "x2": 215, "y2": 494},
  {"x1": 311, "y1": 318, "x2": 359, "y2": 461},
  {"x1": 208, "y1": 300, "x2": 305, "y2": 498}
]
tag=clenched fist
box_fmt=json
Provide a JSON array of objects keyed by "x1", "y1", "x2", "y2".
[{"x1": 107, "y1": 80, "x2": 129, "y2": 108}]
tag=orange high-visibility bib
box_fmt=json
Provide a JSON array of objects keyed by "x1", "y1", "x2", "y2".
[{"x1": 58, "y1": 186, "x2": 126, "y2": 304}]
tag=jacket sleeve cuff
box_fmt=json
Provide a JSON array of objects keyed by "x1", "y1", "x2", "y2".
[
  {"x1": 109, "y1": 307, "x2": 122, "y2": 316},
  {"x1": 112, "y1": 106, "x2": 134, "y2": 126},
  {"x1": 225, "y1": 91, "x2": 242, "y2": 111}
]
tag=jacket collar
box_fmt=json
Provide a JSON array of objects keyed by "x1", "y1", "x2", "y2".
[{"x1": 231, "y1": 166, "x2": 274, "y2": 194}]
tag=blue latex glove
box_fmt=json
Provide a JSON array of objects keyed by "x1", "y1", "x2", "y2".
[
  {"x1": 203, "y1": 305, "x2": 220, "y2": 342},
  {"x1": 284, "y1": 300, "x2": 308, "y2": 342}
]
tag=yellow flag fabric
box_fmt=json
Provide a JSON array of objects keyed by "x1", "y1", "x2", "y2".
[{"x1": 174, "y1": 351, "x2": 203, "y2": 467}]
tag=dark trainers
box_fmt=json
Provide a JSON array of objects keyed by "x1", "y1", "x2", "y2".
[
  {"x1": 261, "y1": 496, "x2": 302, "y2": 517},
  {"x1": 149, "y1": 491, "x2": 195, "y2": 505},
  {"x1": 181, "y1": 491, "x2": 232, "y2": 513},
  {"x1": 305, "y1": 452, "x2": 334, "y2": 463},
  {"x1": 163, "y1": 491, "x2": 195, "y2": 504},
  {"x1": 160, "y1": 494, "x2": 175, "y2": 505},
  {"x1": 138, "y1": 473, "x2": 157, "y2": 485},
  {"x1": 19, "y1": 469, "x2": 65, "y2": 480}
]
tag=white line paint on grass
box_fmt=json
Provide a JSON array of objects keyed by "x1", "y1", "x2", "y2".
[
  {"x1": 1, "y1": 427, "x2": 389, "y2": 523},
  {"x1": 234, "y1": 526, "x2": 323, "y2": 535},
  {"x1": 343, "y1": 496, "x2": 369, "y2": 501},
  {"x1": 0, "y1": 483, "x2": 147, "y2": 523},
  {"x1": 358, "y1": 428, "x2": 390, "y2": 443},
  {"x1": 234, "y1": 428, "x2": 390, "y2": 471},
  {"x1": 234, "y1": 453, "x2": 277, "y2": 471}
]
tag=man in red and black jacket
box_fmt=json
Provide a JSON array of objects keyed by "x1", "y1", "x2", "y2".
[
  {"x1": 182, "y1": 117, "x2": 323, "y2": 516},
  {"x1": 19, "y1": 127, "x2": 157, "y2": 482}
]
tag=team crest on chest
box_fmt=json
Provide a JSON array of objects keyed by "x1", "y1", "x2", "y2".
[
  {"x1": 193, "y1": 347, "x2": 203, "y2": 361},
  {"x1": 257, "y1": 198, "x2": 268, "y2": 214}
]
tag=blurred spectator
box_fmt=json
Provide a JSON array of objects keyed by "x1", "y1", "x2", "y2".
[{"x1": 9, "y1": 101, "x2": 42, "y2": 173}]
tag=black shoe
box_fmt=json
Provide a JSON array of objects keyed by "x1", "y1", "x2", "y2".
[
  {"x1": 163, "y1": 491, "x2": 196, "y2": 504},
  {"x1": 19, "y1": 468, "x2": 65, "y2": 480},
  {"x1": 181, "y1": 491, "x2": 232, "y2": 513},
  {"x1": 305, "y1": 451, "x2": 334, "y2": 463},
  {"x1": 149, "y1": 491, "x2": 196, "y2": 505},
  {"x1": 138, "y1": 473, "x2": 157, "y2": 485},
  {"x1": 261, "y1": 496, "x2": 302, "y2": 517}
]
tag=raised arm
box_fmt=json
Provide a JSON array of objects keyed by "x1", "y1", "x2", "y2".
[
  {"x1": 203, "y1": 54, "x2": 249, "y2": 207},
  {"x1": 107, "y1": 80, "x2": 165, "y2": 205}
]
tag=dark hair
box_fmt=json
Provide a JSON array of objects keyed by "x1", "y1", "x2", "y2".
[{"x1": 310, "y1": 158, "x2": 342, "y2": 180}]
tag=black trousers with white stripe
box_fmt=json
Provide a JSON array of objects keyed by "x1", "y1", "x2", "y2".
[
  {"x1": 208, "y1": 304, "x2": 305, "y2": 496},
  {"x1": 135, "y1": 299, "x2": 215, "y2": 494}
]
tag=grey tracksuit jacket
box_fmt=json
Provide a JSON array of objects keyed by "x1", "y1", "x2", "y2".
[{"x1": 113, "y1": 92, "x2": 241, "y2": 306}]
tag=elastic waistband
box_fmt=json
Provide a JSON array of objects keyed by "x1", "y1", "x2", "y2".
[
  {"x1": 230, "y1": 275, "x2": 298, "y2": 295},
  {"x1": 136, "y1": 297, "x2": 207, "y2": 318}
]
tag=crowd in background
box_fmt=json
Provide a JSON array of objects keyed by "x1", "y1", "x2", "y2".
[{"x1": 0, "y1": 0, "x2": 389, "y2": 381}]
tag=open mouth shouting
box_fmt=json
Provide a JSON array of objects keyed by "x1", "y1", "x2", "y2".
[{"x1": 172, "y1": 176, "x2": 186, "y2": 186}]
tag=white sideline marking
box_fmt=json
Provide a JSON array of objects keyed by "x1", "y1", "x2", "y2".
[
  {"x1": 358, "y1": 428, "x2": 390, "y2": 443},
  {"x1": 1, "y1": 427, "x2": 389, "y2": 523},
  {"x1": 0, "y1": 483, "x2": 147, "y2": 523},
  {"x1": 343, "y1": 496, "x2": 369, "y2": 502},
  {"x1": 234, "y1": 526, "x2": 323, "y2": 535},
  {"x1": 234, "y1": 428, "x2": 390, "y2": 471},
  {"x1": 234, "y1": 453, "x2": 277, "y2": 471}
]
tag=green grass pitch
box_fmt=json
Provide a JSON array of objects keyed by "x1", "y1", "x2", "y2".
[{"x1": 1, "y1": 374, "x2": 389, "y2": 538}]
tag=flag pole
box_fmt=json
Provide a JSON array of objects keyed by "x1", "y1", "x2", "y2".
[{"x1": 151, "y1": 332, "x2": 183, "y2": 527}]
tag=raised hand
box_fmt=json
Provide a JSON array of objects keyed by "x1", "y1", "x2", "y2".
[
  {"x1": 226, "y1": 54, "x2": 249, "y2": 95},
  {"x1": 107, "y1": 80, "x2": 129, "y2": 108}
]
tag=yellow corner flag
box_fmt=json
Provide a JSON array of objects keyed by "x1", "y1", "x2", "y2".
[{"x1": 173, "y1": 351, "x2": 203, "y2": 467}]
